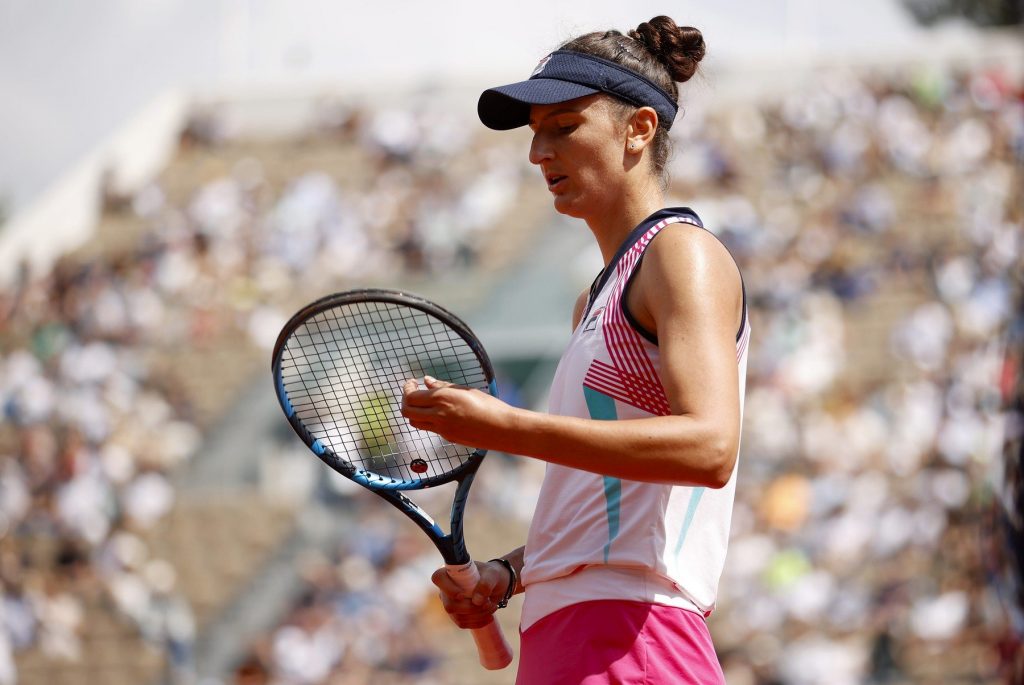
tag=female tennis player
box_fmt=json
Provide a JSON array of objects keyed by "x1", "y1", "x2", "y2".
[{"x1": 401, "y1": 16, "x2": 748, "y2": 684}]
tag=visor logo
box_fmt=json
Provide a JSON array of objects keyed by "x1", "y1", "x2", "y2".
[{"x1": 531, "y1": 54, "x2": 553, "y2": 77}]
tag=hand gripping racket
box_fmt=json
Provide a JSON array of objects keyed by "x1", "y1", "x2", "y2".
[{"x1": 271, "y1": 288, "x2": 513, "y2": 670}]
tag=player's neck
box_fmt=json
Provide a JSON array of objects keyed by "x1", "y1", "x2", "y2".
[{"x1": 586, "y1": 185, "x2": 664, "y2": 266}]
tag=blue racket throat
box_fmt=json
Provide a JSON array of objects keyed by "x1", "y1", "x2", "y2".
[
  {"x1": 373, "y1": 474, "x2": 475, "y2": 565},
  {"x1": 375, "y1": 489, "x2": 450, "y2": 549}
]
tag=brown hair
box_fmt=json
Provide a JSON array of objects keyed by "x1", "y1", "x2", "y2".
[{"x1": 561, "y1": 16, "x2": 705, "y2": 181}]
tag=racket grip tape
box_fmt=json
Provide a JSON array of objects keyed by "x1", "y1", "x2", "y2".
[{"x1": 445, "y1": 561, "x2": 514, "y2": 670}]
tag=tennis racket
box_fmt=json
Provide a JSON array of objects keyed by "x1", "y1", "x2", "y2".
[{"x1": 271, "y1": 288, "x2": 513, "y2": 670}]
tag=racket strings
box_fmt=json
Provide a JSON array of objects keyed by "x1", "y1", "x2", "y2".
[{"x1": 279, "y1": 301, "x2": 487, "y2": 482}]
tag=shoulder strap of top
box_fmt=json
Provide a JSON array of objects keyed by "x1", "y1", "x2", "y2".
[
  {"x1": 582, "y1": 208, "x2": 703, "y2": 320},
  {"x1": 618, "y1": 214, "x2": 748, "y2": 345}
]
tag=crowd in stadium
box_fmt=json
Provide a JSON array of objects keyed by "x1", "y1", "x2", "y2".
[
  {"x1": 0, "y1": 59, "x2": 1020, "y2": 685},
  {"x1": 0, "y1": 228, "x2": 204, "y2": 682},
  {"x1": 233, "y1": 64, "x2": 1021, "y2": 685},
  {"x1": 694, "y1": 66, "x2": 1021, "y2": 683},
  {"x1": 0, "y1": 101, "x2": 527, "y2": 684},
  {"x1": 230, "y1": 508, "x2": 451, "y2": 685}
]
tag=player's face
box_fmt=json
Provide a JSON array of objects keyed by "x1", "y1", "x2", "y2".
[{"x1": 528, "y1": 95, "x2": 630, "y2": 220}]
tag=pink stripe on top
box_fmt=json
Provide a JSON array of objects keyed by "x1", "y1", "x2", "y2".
[
  {"x1": 605, "y1": 227, "x2": 664, "y2": 391},
  {"x1": 583, "y1": 360, "x2": 671, "y2": 415}
]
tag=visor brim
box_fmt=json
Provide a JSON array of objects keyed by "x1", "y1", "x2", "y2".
[{"x1": 477, "y1": 79, "x2": 601, "y2": 130}]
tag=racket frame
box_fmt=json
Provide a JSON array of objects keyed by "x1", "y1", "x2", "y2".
[{"x1": 271, "y1": 288, "x2": 495, "y2": 566}]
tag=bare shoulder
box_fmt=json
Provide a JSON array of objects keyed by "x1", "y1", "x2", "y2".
[
  {"x1": 571, "y1": 289, "x2": 590, "y2": 331},
  {"x1": 644, "y1": 224, "x2": 740, "y2": 290},
  {"x1": 634, "y1": 224, "x2": 743, "y2": 334},
  {"x1": 647, "y1": 223, "x2": 737, "y2": 278}
]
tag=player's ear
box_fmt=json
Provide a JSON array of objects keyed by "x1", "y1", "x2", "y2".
[{"x1": 626, "y1": 106, "x2": 658, "y2": 153}]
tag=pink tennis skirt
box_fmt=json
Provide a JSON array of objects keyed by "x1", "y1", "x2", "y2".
[{"x1": 515, "y1": 600, "x2": 725, "y2": 685}]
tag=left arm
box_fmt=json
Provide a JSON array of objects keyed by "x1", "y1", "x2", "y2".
[{"x1": 402, "y1": 227, "x2": 743, "y2": 488}]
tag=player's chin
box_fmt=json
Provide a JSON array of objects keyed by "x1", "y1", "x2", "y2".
[{"x1": 551, "y1": 194, "x2": 587, "y2": 219}]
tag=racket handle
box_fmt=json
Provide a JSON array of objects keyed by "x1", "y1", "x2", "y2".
[{"x1": 446, "y1": 561, "x2": 514, "y2": 670}]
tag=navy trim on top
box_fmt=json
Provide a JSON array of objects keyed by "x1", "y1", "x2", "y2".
[
  {"x1": 623, "y1": 256, "x2": 748, "y2": 344},
  {"x1": 582, "y1": 206, "x2": 747, "y2": 346},
  {"x1": 582, "y1": 207, "x2": 703, "y2": 321}
]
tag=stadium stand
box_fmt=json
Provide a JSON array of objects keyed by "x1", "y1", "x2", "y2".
[
  {"x1": 0, "y1": 58, "x2": 1021, "y2": 685},
  {"x1": 0, "y1": 102, "x2": 547, "y2": 685},
  {"x1": 224, "y1": 63, "x2": 1024, "y2": 685}
]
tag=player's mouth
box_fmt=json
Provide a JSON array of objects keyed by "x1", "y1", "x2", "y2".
[{"x1": 545, "y1": 173, "x2": 568, "y2": 191}]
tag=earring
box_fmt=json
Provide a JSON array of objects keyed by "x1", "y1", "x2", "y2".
[{"x1": 629, "y1": 143, "x2": 637, "y2": 151}]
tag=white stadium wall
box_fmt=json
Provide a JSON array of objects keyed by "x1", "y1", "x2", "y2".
[{"x1": 0, "y1": 90, "x2": 188, "y2": 285}]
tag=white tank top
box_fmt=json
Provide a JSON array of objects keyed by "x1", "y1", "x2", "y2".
[{"x1": 520, "y1": 208, "x2": 750, "y2": 630}]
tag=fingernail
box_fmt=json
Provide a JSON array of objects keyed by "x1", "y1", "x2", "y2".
[{"x1": 424, "y1": 375, "x2": 435, "y2": 383}]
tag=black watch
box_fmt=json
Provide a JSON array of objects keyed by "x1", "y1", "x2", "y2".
[{"x1": 489, "y1": 558, "x2": 517, "y2": 609}]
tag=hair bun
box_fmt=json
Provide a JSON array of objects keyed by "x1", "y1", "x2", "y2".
[{"x1": 629, "y1": 16, "x2": 705, "y2": 83}]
